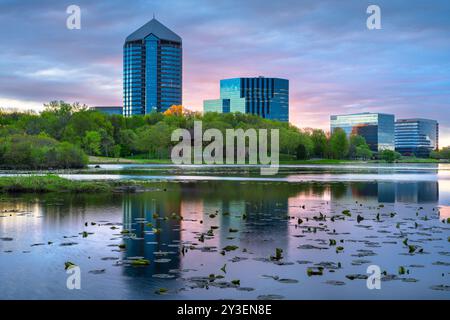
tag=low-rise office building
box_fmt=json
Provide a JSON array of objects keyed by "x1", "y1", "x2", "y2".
[{"x1": 330, "y1": 112, "x2": 395, "y2": 152}]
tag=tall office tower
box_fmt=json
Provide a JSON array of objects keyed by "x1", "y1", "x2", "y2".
[
  {"x1": 330, "y1": 112, "x2": 395, "y2": 152},
  {"x1": 203, "y1": 77, "x2": 289, "y2": 122},
  {"x1": 395, "y1": 118, "x2": 439, "y2": 157},
  {"x1": 123, "y1": 18, "x2": 182, "y2": 116}
]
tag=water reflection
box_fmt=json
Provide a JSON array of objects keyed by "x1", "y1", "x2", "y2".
[{"x1": 1, "y1": 179, "x2": 449, "y2": 299}]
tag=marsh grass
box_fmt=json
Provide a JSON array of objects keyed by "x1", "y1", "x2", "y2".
[{"x1": 0, "y1": 175, "x2": 112, "y2": 193}]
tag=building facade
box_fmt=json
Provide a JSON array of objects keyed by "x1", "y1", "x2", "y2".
[
  {"x1": 91, "y1": 106, "x2": 123, "y2": 115},
  {"x1": 395, "y1": 118, "x2": 439, "y2": 157},
  {"x1": 203, "y1": 77, "x2": 289, "y2": 122},
  {"x1": 123, "y1": 18, "x2": 182, "y2": 116},
  {"x1": 330, "y1": 112, "x2": 395, "y2": 152}
]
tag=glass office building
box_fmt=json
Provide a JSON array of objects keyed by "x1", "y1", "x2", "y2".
[
  {"x1": 91, "y1": 106, "x2": 123, "y2": 115},
  {"x1": 123, "y1": 19, "x2": 182, "y2": 116},
  {"x1": 395, "y1": 118, "x2": 439, "y2": 157},
  {"x1": 203, "y1": 77, "x2": 289, "y2": 122},
  {"x1": 330, "y1": 112, "x2": 395, "y2": 152}
]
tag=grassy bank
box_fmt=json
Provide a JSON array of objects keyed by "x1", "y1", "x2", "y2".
[
  {"x1": 89, "y1": 156, "x2": 171, "y2": 164},
  {"x1": 0, "y1": 175, "x2": 114, "y2": 193}
]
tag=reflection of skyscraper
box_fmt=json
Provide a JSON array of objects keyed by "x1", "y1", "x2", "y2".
[
  {"x1": 397, "y1": 181, "x2": 439, "y2": 203},
  {"x1": 121, "y1": 194, "x2": 181, "y2": 278},
  {"x1": 329, "y1": 182, "x2": 439, "y2": 204},
  {"x1": 378, "y1": 182, "x2": 396, "y2": 203}
]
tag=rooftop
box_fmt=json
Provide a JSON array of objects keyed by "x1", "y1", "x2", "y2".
[{"x1": 125, "y1": 18, "x2": 182, "y2": 43}]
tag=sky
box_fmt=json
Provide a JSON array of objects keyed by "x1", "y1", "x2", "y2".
[{"x1": 1, "y1": 0, "x2": 449, "y2": 145}]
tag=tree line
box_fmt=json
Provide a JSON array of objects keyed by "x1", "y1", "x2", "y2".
[{"x1": 0, "y1": 101, "x2": 400, "y2": 169}]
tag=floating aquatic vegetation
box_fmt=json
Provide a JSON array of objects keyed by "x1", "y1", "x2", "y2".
[
  {"x1": 101, "y1": 257, "x2": 119, "y2": 261},
  {"x1": 118, "y1": 243, "x2": 126, "y2": 249},
  {"x1": 398, "y1": 266, "x2": 407, "y2": 275},
  {"x1": 229, "y1": 228, "x2": 239, "y2": 233},
  {"x1": 408, "y1": 245, "x2": 417, "y2": 254},
  {"x1": 237, "y1": 287, "x2": 255, "y2": 291},
  {"x1": 277, "y1": 278, "x2": 299, "y2": 284},
  {"x1": 257, "y1": 294, "x2": 284, "y2": 300},
  {"x1": 329, "y1": 239, "x2": 337, "y2": 246},
  {"x1": 335, "y1": 246, "x2": 344, "y2": 253},
  {"x1": 60, "y1": 242, "x2": 78, "y2": 246},
  {"x1": 345, "y1": 274, "x2": 368, "y2": 280},
  {"x1": 88, "y1": 269, "x2": 106, "y2": 274},
  {"x1": 307, "y1": 267, "x2": 324, "y2": 276},
  {"x1": 430, "y1": 285, "x2": 450, "y2": 291},
  {"x1": 223, "y1": 245, "x2": 239, "y2": 252},
  {"x1": 270, "y1": 248, "x2": 283, "y2": 261},
  {"x1": 324, "y1": 280, "x2": 346, "y2": 286},
  {"x1": 153, "y1": 274, "x2": 176, "y2": 279},
  {"x1": 64, "y1": 261, "x2": 76, "y2": 270},
  {"x1": 229, "y1": 256, "x2": 247, "y2": 263},
  {"x1": 342, "y1": 210, "x2": 351, "y2": 217},
  {"x1": 155, "y1": 288, "x2": 168, "y2": 295},
  {"x1": 432, "y1": 261, "x2": 450, "y2": 266},
  {"x1": 351, "y1": 259, "x2": 371, "y2": 266},
  {"x1": 131, "y1": 259, "x2": 150, "y2": 266},
  {"x1": 297, "y1": 244, "x2": 328, "y2": 250},
  {"x1": 82, "y1": 231, "x2": 88, "y2": 238},
  {"x1": 31, "y1": 243, "x2": 45, "y2": 247},
  {"x1": 231, "y1": 279, "x2": 240, "y2": 286},
  {"x1": 154, "y1": 258, "x2": 171, "y2": 263},
  {"x1": 220, "y1": 264, "x2": 227, "y2": 274},
  {"x1": 401, "y1": 278, "x2": 418, "y2": 283}
]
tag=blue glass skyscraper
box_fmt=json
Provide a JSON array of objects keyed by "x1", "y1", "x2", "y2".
[
  {"x1": 123, "y1": 18, "x2": 182, "y2": 116},
  {"x1": 203, "y1": 77, "x2": 289, "y2": 122}
]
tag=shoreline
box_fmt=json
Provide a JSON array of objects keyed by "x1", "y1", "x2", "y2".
[{"x1": 88, "y1": 156, "x2": 444, "y2": 165}]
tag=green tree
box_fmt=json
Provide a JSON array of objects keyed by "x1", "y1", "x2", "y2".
[
  {"x1": 83, "y1": 131, "x2": 101, "y2": 156},
  {"x1": 329, "y1": 128, "x2": 349, "y2": 159},
  {"x1": 135, "y1": 122, "x2": 173, "y2": 158},
  {"x1": 310, "y1": 129, "x2": 328, "y2": 158},
  {"x1": 349, "y1": 135, "x2": 372, "y2": 160},
  {"x1": 379, "y1": 149, "x2": 401, "y2": 163}
]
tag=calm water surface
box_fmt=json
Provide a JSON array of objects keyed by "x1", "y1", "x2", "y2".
[{"x1": 0, "y1": 164, "x2": 449, "y2": 299}]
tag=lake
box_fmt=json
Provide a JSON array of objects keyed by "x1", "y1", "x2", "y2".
[{"x1": 0, "y1": 164, "x2": 449, "y2": 299}]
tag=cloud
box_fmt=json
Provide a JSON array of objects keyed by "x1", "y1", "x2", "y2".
[{"x1": 0, "y1": 0, "x2": 449, "y2": 145}]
